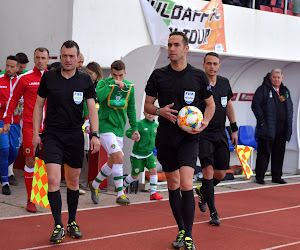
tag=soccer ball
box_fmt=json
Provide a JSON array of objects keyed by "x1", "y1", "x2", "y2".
[{"x1": 177, "y1": 106, "x2": 203, "y2": 132}]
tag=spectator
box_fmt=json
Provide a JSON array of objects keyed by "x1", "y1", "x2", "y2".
[
  {"x1": 3, "y1": 47, "x2": 49, "y2": 212},
  {"x1": 252, "y1": 69, "x2": 293, "y2": 185}
]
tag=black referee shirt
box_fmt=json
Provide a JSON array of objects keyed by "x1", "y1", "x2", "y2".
[
  {"x1": 199, "y1": 75, "x2": 233, "y2": 133},
  {"x1": 145, "y1": 64, "x2": 212, "y2": 127},
  {"x1": 37, "y1": 67, "x2": 96, "y2": 131}
]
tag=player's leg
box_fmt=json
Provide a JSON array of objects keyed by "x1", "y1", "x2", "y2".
[
  {"x1": 46, "y1": 163, "x2": 65, "y2": 243},
  {"x1": 8, "y1": 123, "x2": 21, "y2": 185},
  {"x1": 0, "y1": 124, "x2": 10, "y2": 195},
  {"x1": 147, "y1": 154, "x2": 163, "y2": 200},
  {"x1": 64, "y1": 164, "x2": 82, "y2": 239},
  {"x1": 42, "y1": 131, "x2": 65, "y2": 243},
  {"x1": 123, "y1": 155, "x2": 140, "y2": 192},
  {"x1": 22, "y1": 125, "x2": 37, "y2": 212},
  {"x1": 165, "y1": 170, "x2": 185, "y2": 249}
]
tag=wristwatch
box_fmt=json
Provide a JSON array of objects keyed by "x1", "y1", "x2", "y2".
[
  {"x1": 156, "y1": 107, "x2": 160, "y2": 115},
  {"x1": 91, "y1": 132, "x2": 100, "y2": 138}
]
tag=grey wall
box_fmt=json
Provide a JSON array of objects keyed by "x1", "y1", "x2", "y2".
[{"x1": 0, "y1": 0, "x2": 74, "y2": 70}]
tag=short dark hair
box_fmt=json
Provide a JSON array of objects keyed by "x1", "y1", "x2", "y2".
[
  {"x1": 61, "y1": 40, "x2": 80, "y2": 56},
  {"x1": 169, "y1": 31, "x2": 189, "y2": 46},
  {"x1": 111, "y1": 60, "x2": 125, "y2": 71},
  {"x1": 7, "y1": 55, "x2": 20, "y2": 65},
  {"x1": 15, "y1": 52, "x2": 29, "y2": 64},
  {"x1": 87, "y1": 61, "x2": 103, "y2": 81},
  {"x1": 34, "y1": 47, "x2": 49, "y2": 56},
  {"x1": 204, "y1": 52, "x2": 220, "y2": 63},
  {"x1": 50, "y1": 62, "x2": 61, "y2": 70}
]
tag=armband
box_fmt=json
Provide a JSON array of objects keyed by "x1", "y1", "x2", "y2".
[{"x1": 230, "y1": 122, "x2": 238, "y2": 133}]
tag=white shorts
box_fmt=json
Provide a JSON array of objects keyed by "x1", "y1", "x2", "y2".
[{"x1": 100, "y1": 132, "x2": 123, "y2": 157}]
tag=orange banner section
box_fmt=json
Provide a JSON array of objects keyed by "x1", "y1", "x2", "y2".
[
  {"x1": 200, "y1": 0, "x2": 226, "y2": 51},
  {"x1": 235, "y1": 145, "x2": 253, "y2": 180}
]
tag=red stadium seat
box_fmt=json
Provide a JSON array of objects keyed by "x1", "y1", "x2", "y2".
[
  {"x1": 260, "y1": 5, "x2": 272, "y2": 11},
  {"x1": 272, "y1": 7, "x2": 284, "y2": 13},
  {"x1": 287, "y1": 9, "x2": 294, "y2": 15}
]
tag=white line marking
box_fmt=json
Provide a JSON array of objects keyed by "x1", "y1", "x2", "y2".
[
  {"x1": 2, "y1": 181, "x2": 300, "y2": 221},
  {"x1": 19, "y1": 205, "x2": 300, "y2": 250},
  {"x1": 262, "y1": 240, "x2": 300, "y2": 249}
]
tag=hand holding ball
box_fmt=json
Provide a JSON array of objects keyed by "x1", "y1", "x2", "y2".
[{"x1": 177, "y1": 106, "x2": 203, "y2": 132}]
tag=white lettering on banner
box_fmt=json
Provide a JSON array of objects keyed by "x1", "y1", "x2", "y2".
[{"x1": 141, "y1": 0, "x2": 224, "y2": 49}]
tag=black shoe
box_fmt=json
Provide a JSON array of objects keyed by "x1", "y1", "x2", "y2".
[
  {"x1": 272, "y1": 179, "x2": 287, "y2": 184},
  {"x1": 256, "y1": 179, "x2": 265, "y2": 185},
  {"x1": 172, "y1": 229, "x2": 185, "y2": 249},
  {"x1": 2, "y1": 184, "x2": 11, "y2": 195},
  {"x1": 184, "y1": 237, "x2": 196, "y2": 250},
  {"x1": 50, "y1": 225, "x2": 65, "y2": 243},
  {"x1": 195, "y1": 186, "x2": 206, "y2": 212},
  {"x1": 8, "y1": 175, "x2": 18, "y2": 186},
  {"x1": 209, "y1": 211, "x2": 220, "y2": 226},
  {"x1": 67, "y1": 221, "x2": 82, "y2": 238}
]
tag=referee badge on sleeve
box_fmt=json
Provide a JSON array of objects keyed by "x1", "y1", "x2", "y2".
[{"x1": 73, "y1": 91, "x2": 83, "y2": 104}]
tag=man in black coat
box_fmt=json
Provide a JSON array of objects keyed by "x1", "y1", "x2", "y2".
[{"x1": 252, "y1": 69, "x2": 293, "y2": 185}]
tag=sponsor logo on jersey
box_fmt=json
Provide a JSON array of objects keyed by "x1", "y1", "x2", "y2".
[
  {"x1": 29, "y1": 82, "x2": 40, "y2": 85},
  {"x1": 184, "y1": 91, "x2": 195, "y2": 104},
  {"x1": 0, "y1": 85, "x2": 7, "y2": 88},
  {"x1": 144, "y1": 128, "x2": 148, "y2": 131},
  {"x1": 221, "y1": 96, "x2": 227, "y2": 107},
  {"x1": 73, "y1": 91, "x2": 83, "y2": 104}
]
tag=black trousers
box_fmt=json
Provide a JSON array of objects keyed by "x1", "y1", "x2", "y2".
[{"x1": 255, "y1": 137, "x2": 286, "y2": 181}]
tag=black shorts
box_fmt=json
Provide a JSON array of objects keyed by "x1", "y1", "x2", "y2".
[
  {"x1": 155, "y1": 125, "x2": 199, "y2": 173},
  {"x1": 198, "y1": 131, "x2": 229, "y2": 170},
  {"x1": 41, "y1": 129, "x2": 84, "y2": 169}
]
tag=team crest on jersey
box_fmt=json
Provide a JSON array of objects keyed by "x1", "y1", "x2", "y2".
[
  {"x1": 153, "y1": 127, "x2": 157, "y2": 133},
  {"x1": 184, "y1": 91, "x2": 195, "y2": 104},
  {"x1": 134, "y1": 168, "x2": 139, "y2": 174},
  {"x1": 221, "y1": 96, "x2": 227, "y2": 107},
  {"x1": 73, "y1": 91, "x2": 83, "y2": 104},
  {"x1": 25, "y1": 148, "x2": 31, "y2": 154},
  {"x1": 111, "y1": 144, "x2": 116, "y2": 149}
]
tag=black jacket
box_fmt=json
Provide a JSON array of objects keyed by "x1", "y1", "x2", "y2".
[{"x1": 251, "y1": 73, "x2": 293, "y2": 141}]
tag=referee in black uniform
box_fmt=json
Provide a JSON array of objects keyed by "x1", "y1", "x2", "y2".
[
  {"x1": 195, "y1": 52, "x2": 238, "y2": 226},
  {"x1": 144, "y1": 32, "x2": 215, "y2": 250},
  {"x1": 32, "y1": 40, "x2": 100, "y2": 243}
]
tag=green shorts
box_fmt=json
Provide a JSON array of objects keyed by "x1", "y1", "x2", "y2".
[{"x1": 130, "y1": 154, "x2": 156, "y2": 176}]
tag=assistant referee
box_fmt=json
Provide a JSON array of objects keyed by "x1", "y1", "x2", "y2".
[{"x1": 32, "y1": 40, "x2": 100, "y2": 243}]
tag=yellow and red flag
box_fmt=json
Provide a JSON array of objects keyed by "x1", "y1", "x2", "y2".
[
  {"x1": 30, "y1": 157, "x2": 50, "y2": 209},
  {"x1": 235, "y1": 145, "x2": 253, "y2": 180}
]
